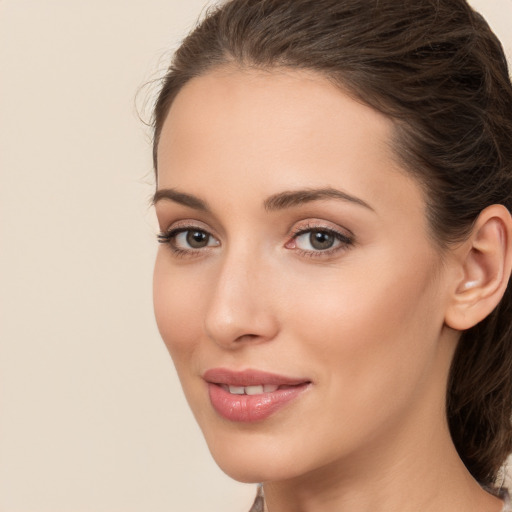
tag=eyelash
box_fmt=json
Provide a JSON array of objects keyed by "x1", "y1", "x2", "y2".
[
  {"x1": 157, "y1": 225, "x2": 215, "y2": 259},
  {"x1": 288, "y1": 223, "x2": 354, "y2": 259},
  {"x1": 157, "y1": 223, "x2": 354, "y2": 259}
]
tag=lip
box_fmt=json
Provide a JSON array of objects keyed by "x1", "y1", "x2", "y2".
[
  {"x1": 204, "y1": 368, "x2": 311, "y2": 423},
  {"x1": 203, "y1": 368, "x2": 309, "y2": 387}
]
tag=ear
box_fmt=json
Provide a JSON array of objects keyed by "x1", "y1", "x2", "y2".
[{"x1": 445, "y1": 204, "x2": 512, "y2": 331}]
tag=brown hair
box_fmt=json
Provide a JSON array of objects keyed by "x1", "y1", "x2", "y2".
[{"x1": 151, "y1": 0, "x2": 512, "y2": 486}]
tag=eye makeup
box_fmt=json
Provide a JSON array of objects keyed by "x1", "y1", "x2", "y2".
[
  {"x1": 157, "y1": 218, "x2": 355, "y2": 260},
  {"x1": 285, "y1": 221, "x2": 355, "y2": 259}
]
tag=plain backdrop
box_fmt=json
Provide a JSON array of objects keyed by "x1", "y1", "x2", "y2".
[{"x1": 0, "y1": 1, "x2": 511, "y2": 511}]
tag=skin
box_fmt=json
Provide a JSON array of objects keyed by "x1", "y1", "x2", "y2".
[{"x1": 153, "y1": 67, "x2": 506, "y2": 512}]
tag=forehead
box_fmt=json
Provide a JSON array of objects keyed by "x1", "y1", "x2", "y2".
[
  {"x1": 157, "y1": 66, "x2": 426, "y2": 224},
  {"x1": 158, "y1": 66, "x2": 393, "y2": 173}
]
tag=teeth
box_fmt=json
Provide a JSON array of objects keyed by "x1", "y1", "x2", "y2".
[
  {"x1": 225, "y1": 384, "x2": 280, "y2": 395},
  {"x1": 245, "y1": 385, "x2": 264, "y2": 395}
]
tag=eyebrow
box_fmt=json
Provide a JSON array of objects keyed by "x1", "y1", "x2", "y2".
[
  {"x1": 263, "y1": 187, "x2": 374, "y2": 212},
  {"x1": 152, "y1": 189, "x2": 210, "y2": 211},
  {"x1": 152, "y1": 187, "x2": 374, "y2": 212}
]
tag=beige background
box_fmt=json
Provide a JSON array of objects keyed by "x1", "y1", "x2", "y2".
[{"x1": 0, "y1": 1, "x2": 511, "y2": 511}]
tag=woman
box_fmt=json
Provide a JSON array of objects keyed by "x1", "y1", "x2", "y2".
[{"x1": 150, "y1": 0, "x2": 512, "y2": 510}]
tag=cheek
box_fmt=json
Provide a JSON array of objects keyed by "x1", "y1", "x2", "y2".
[
  {"x1": 153, "y1": 252, "x2": 205, "y2": 361},
  {"x1": 285, "y1": 250, "x2": 443, "y2": 414}
]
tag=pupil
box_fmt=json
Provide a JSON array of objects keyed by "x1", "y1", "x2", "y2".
[
  {"x1": 310, "y1": 231, "x2": 334, "y2": 250},
  {"x1": 187, "y1": 230, "x2": 208, "y2": 248}
]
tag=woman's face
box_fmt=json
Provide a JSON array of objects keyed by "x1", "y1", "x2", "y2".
[{"x1": 153, "y1": 68, "x2": 458, "y2": 483}]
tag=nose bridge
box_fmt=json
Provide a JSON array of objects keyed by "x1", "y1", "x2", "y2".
[{"x1": 204, "y1": 242, "x2": 278, "y2": 347}]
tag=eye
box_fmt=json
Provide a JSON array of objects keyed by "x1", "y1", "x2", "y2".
[
  {"x1": 286, "y1": 224, "x2": 354, "y2": 257},
  {"x1": 175, "y1": 229, "x2": 215, "y2": 249},
  {"x1": 158, "y1": 226, "x2": 220, "y2": 254},
  {"x1": 295, "y1": 230, "x2": 339, "y2": 251}
]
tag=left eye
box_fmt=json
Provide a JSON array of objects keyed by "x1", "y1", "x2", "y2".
[{"x1": 293, "y1": 229, "x2": 349, "y2": 251}]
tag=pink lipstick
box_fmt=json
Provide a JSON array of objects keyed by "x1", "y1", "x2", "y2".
[{"x1": 204, "y1": 368, "x2": 311, "y2": 423}]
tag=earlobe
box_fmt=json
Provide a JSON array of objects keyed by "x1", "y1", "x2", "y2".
[{"x1": 445, "y1": 204, "x2": 512, "y2": 331}]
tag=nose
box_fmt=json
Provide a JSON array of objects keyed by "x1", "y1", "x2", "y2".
[{"x1": 204, "y1": 249, "x2": 280, "y2": 349}]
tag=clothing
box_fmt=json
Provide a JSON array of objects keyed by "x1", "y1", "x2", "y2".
[
  {"x1": 248, "y1": 484, "x2": 512, "y2": 512},
  {"x1": 498, "y1": 487, "x2": 511, "y2": 512},
  {"x1": 248, "y1": 484, "x2": 265, "y2": 512}
]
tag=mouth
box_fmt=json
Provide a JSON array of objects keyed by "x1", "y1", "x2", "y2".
[
  {"x1": 217, "y1": 383, "x2": 300, "y2": 395},
  {"x1": 203, "y1": 368, "x2": 311, "y2": 422},
  {"x1": 203, "y1": 367, "x2": 311, "y2": 387}
]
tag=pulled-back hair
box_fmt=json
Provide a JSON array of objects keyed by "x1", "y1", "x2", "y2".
[{"x1": 151, "y1": 0, "x2": 512, "y2": 486}]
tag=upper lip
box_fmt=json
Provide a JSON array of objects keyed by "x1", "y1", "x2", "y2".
[{"x1": 203, "y1": 368, "x2": 310, "y2": 387}]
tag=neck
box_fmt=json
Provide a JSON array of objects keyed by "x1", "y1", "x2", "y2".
[
  {"x1": 262, "y1": 331, "x2": 503, "y2": 512},
  {"x1": 263, "y1": 419, "x2": 503, "y2": 512},
  {"x1": 263, "y1": 433, "x2": 502, "y2": 512}
]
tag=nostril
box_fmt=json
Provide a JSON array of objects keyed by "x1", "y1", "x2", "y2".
[{"x1": 234, "y1": 333, "x2": 260, "y2": 342}]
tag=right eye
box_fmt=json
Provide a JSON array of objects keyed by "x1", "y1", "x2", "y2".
[
  {"x1": 174, "y1": 229, "x2": 218, "y2": 249},
  {"x1": 158, "y1": 227, "x2": 220, "y2": 253}
]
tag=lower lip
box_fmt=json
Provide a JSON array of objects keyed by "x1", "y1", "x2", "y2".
[{"x1": 207, "y1": 383, "x2": 309, "y2": 423}]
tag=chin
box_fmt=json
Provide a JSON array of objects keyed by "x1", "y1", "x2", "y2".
[
  {"x1": 216, "y1": 463, "x2": 269, "y2": 484},
  {"x1": 202, "y1": 434, "x2": 271, "y2": 482},
  {"x1": 212, "y1": 452, "x2": 296, "y2": 484},
  {"x1": 201, "y1": 426, "x2": 315, "y2": 484}
]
